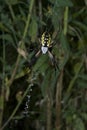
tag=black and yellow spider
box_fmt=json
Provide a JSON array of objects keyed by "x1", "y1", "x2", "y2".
[{"x1": 31, "y1": 31, "x2": 59, "y2": 70}]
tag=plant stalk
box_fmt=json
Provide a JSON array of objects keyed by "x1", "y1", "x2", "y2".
[
  {"x1": 0, "y1": 32, "x2": 5, "y2": 128},
  {"x1": 55, "y1": 70, "x2": 63, "y2": 130},
  {"x1": 7, "y1": 0, "x2": 35, "y2": 89},
  {"x1": 63, "y1": 7, "x2": 69, "y2": 35}
]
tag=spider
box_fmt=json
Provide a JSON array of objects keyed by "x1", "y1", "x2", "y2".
[{"x1": 32, "y1": 31, "x2": 59, "y2": 70}]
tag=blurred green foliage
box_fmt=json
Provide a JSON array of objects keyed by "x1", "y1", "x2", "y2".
[{"x1": 0, "y1": 0, "x2": 87, "y2": 130}]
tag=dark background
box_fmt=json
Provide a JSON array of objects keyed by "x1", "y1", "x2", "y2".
[{"x1": 0, "y1": 0, "x2": 87, "y2": 130}]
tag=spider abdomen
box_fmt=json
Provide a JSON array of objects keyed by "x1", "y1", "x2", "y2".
[{"x1": 41, "y1": 32, "x2": 51, "y2": 47}]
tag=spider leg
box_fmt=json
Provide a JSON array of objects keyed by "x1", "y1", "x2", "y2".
[
  {"x1": 35, "y1": 50, "x2": 41, "y2": 58},
  {"x1": 28, "y1": 50, "x2": 41, "y2": 67},
  {"x1": 48, "y1": 50, "x2": 60, "y2": 71}
]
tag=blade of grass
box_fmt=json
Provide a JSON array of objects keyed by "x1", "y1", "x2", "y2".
[
  {"x1": 7, "y1": 0, "x2": 35, "y2": 90},
  {"x1": 63, "y1": 7, "x2": 69, "y2": 35},
  {"x1": 1, "y1": 83, "x2": 32, "y2": 130},
  {"x1": 67, "y1": 60, "x2": 84, "y2": 94},
  {"x1": 55, "y1": 7, "x2": 68, "y2": 130},
  {"x1": 1, "y1": 0, "x2": 35, "y2": 128},
  {"x1": 64, "y1": 60, "x2": 84, "y2": 102},
  {"x1": 55, "y1": 70, "x2": 63, "y2": 130}
]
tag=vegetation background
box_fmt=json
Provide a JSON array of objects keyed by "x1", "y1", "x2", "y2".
[{"x1": 0, "y1": 0, "x2": 87, "y2": 130}]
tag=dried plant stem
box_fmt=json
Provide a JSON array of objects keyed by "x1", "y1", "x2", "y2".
[{"x1": 55, "y1": 70, "x2": 63, "y2": 130}]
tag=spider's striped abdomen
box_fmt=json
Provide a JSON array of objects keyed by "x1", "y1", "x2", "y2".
[{"x1": 41, "y1": 32, "x2": 51, "y2": 47}]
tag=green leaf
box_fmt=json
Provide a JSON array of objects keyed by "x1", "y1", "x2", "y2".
[
  {"x1": 41, "y1": 69, "x2": 51, "y2": 97},
  {"x1": 6, "y1": 0, "x2": 19, "y2": 5},
  {"x1": 49, "y1": 0, "x2": 73, "y2": 7},
  {"x1": 77, "y1": 80, "x2": 87, "y2": 89},
  {"x1": 0, "y1": 34, "x2": 14, "y2": 43},
  {"x1": 0, "y1": 22, "x2": 10, "y2": 32},
  {"x1": 81, "y1": 113, "x2": 87, "y2": 121},
  {"x1": 60, "y1": 33, "x2": 70, "y2": 53},
  {"x1": 73, "y1": 21, "x2": 87, "y2": 32},
  {"x1": 59, "y1": 32, "x2": 70, "y2": 67},
  {"x1": 74, "y1": 117, "x2": 85, "y2": 130},
  {"x1": 29, "y1": 17, "x2": 38, "y2": 42},
  {"x1": 33, "y1": 54, "x2": 49, "y2": 73},
  {"x1": 41, "y1": 68, "x2": 58, "y2": 97},
  {"x1": 52, "y1": 8, "x2": 63, "y2": 29},
  {"x1": 78, "y1": 74, "x2": 87, "y2": 80},
  {"x1": 0, "y1": 96, "x2": 4, "y2": 109}
]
